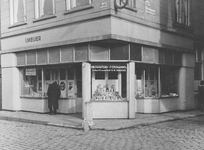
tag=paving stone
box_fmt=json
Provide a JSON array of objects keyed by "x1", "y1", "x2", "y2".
[{"x1": 1, "y1": 115, "x2": 204, "y2": 149}]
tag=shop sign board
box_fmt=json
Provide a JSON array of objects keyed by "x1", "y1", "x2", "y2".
[
  {"x1": 26, "y1": 68, "x2": 36, "y2": 76},
  {"x1": 92, "y1": 65, "x2": 127, "y2": 72}
]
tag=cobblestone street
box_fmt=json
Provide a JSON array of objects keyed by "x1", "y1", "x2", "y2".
[{"x1": 1, "y1": 116, "x2": 204, "y2": 150}]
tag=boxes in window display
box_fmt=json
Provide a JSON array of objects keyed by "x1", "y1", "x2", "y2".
[{"x1": 92, "y1": 84, "x2": 125, "y2": 101}]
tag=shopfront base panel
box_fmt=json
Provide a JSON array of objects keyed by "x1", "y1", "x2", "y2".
[
  {"x1": 21, "y1": 98, "x2": 76, "y2": 113},
  {"x1": 91, "y1": 101, "x2": 128, "y2": 118},
  {"x1": 137, "y1": 98, "x2": 179, "y2": 113},
  {"x1": 160, "y1": 98, "x2": 179, "y2": 113}
]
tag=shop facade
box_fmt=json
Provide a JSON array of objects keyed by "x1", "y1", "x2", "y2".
[
  {"x1": 1, "y1": 0, "x2": 197, "y2": 119},
  {"x1": 1, "y1": 40, "x2": 195, "y2": 118}
]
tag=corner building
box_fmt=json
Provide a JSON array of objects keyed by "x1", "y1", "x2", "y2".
[{"x1": 1, "y1": 0, "x2": 202, "y2": 118}]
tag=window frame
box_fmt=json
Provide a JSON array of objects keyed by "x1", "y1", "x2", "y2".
[
  {"x1": 10, "y1": 0, "x2": 26, "y2": 25},
  {"x1": 175, "y1": 0, "x2": 191, "y2": 26},
  {"x1": 35, "y1": 0, "x2": 55, "y2": 19},
  {"x1": 20, "y1": 66, "x2": 78, "y2": 99},
  {"x1": 135, "y1": 65, "x2": 179, "y2": 99},
  {"x1": 66, "y1": 0, "x2": 93, "y2": 10},
  {"x1": 127, "y1": 0, "x2": 136, "y2": 8}
]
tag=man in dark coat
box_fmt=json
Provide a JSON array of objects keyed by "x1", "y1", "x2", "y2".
[{"x1": 47, "y1": 81, "x2": 61, "y2": 115}]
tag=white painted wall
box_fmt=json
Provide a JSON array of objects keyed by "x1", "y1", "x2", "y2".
[
  {"x1": 1, "y1": 53, "x2": 21, "y2": 110},
  {"x1": 92, "y1": 101, "x2": 128, "y2": 118},
  {"x1": 21, "y1": 98, "x2": 76, "y2": 113}
]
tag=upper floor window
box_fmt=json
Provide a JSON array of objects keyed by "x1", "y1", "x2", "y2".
[
  {"x1": 66, "y1": 0, "x2": 92, "y2": 10},
  {"x1": 10, "y1": 0, "x2": 26, "y2": 25},
  {"x1": 175, "y1": 0, "x2": 191, "y2": 26},
  {"x1": 127, "y1": 0, "x2": 136, "y2": 8},
  {"x1": 35, "y1": 0, "x2": 55, "y2": 19}
]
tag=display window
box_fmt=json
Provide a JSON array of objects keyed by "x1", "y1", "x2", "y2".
[
  {"x1": 135, "y1": 65, "x2": 179, "y2": 98},
  {"x1": 21, "y1": 66, "x2": 79, "y2": 99},
  {"x1": 160, "y1": 66, "x2": 179, "y2": 97},
  {"x1": 136, "y1": 66, "x2": 158, "y2": 98},
  {"x1": 91, "y1": 64, "x2": 127, "y2": 101}
]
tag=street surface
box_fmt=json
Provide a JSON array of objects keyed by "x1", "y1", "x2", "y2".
[{"x1": 1, "y1": 116, "x2": 204, "y2": 150}]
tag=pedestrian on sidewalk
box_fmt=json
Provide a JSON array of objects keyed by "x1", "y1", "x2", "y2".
[
  {"x1": 199, "y1": 80, "x2": 204, "y2": 111},
  {"x1": 47, "y1": 81, "x2": 61, "y2": 115}
]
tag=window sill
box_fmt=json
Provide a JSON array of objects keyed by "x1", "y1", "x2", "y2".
[
  {"x1": 174, "y1": 22, "x2": 193, "y2": 31},
  {"x1": 136, "y1": 96, "x2": 179, "y2": 99},
  {"x1": 9, "y1": 22, "x2": 27, "y2": 29},
  {"x1": 64, "y1": 4, "x2": 94, "y2": 15},
  {"x1": 124, "y1": 6, "x2": 138, "y2": 12},
  {"x1": 20, "y1": 96, "x2": 71, "y2": 100},
  {"x1": 91, "y1": 100, "x2": 128, "y2": 102},
  {"x1": 33, "y1": 15, "x2": 57, "y2": 23}
]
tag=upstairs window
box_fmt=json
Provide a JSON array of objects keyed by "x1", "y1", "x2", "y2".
[
  {"x1": 127, "y1": 0, "x2": 136, "y2": 8},
  {"x1": 35, "y1": 0, "x2": 55, "y2": 18},
  {"x1": 175, "y1": 0, "x2": 191, "y2": 26},
  {"x1": 10, "y1": 0, "x2": 26, "y2": 25},
  {"x1": 66, "y1": 0, "x2": 92, "y2": 10}
]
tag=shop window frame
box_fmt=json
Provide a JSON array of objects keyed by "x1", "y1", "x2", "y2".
[
  {"x1": 194, "y1": 48, "x2": 203, "y2": 80},
  {"x1": 136, "y1": 65, "x2": 159, "y2": 98},
  {"x1": 91, "y1": 64, "x2": 127, "y2": 101},
  {"x1": 20, "y1": 66, "x2": 78, "y2": 99},
  {"x1": 135, "y1": 64, "x2": 179, "y2": 99}
]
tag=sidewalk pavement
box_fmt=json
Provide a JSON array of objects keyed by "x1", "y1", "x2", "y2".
[{"x1": 0, "y1": 110, "x2": 204, "y2": 131}]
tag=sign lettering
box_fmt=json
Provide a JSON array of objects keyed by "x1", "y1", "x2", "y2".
[
  {"x1": 25, "y1": 36, "x2": 41, "y2": 43},
  {"x1": 26, "y1": 68, "x2": 36, "y2": 76},
  {"x1": 92, "y1": 65, "x2": 127, "y2": 72}
]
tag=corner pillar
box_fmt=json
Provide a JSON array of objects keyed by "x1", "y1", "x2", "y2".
[
  {"x1": 127, "y1": 62, "x2": 135, "y2": 118},
  {"x1": 82, "y1": 62, "x2": 92, "y2": 130}
]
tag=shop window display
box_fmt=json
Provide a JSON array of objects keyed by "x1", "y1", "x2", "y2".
[
  {"x1": 136, "y1": 66, "x2": 158, "y2": 98},
  {"x1": 160, "y1": 66, "x2": 179, "y2": 97},
  {"x1": 91, "y1": 64, "x2": 127, "y2": 101},
  {"x1": 21, "y1": 68, "x2": 39, "y2": 97},
  {"x1": 135, "y1": 65, "x2": 179, "y2": 98},
  {"x1": 21, "y1": 66, "x2": 78, "y2": 98}
]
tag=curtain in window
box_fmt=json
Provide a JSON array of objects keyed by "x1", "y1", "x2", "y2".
[
  {"x1": 175, "y1": 0, "x2": 191, "y2": 26},
  {"x1": 13, "y1": 0, "x2": 25, "y2": 24},
  {"x1": 69, "y1": 0, "x2": 90, "y2": 9},
  {"x1": 44, "y1": 0, "x2": 54, "y2": 15}
]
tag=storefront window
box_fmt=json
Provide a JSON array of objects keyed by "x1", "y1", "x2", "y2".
[
  {"x1": 60, "y1": 68, "x2": 66, "y2": 80},
  {"x1": 67, "y1": 67, "x2": 75, "y2": 98},
  {"x1": 76, "y1": 65, "x2": 82, "y2": 97},
  {"x1": 161, "y1": 66, "x2": 179, "y2": 97},
  {"x1": 21, "y1": 68, "x2": 39, "y2": 97},
  {"x1": 136, "y1": 65, "x2": 158, "y2": 98},
  {"x1": 135, "y1": 65, "x2": 178, "y2": 98},
  {"x1": 21, "y1": 66, "x2": 78, "y2": 98},
  {"x1": 91, "y1": 64, "x2": 127, "y2": 101},
  {"x1": 95, "y1": 71, "x2": 105, "y2": 80}
]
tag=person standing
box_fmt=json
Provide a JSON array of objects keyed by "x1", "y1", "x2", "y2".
[{"x1": 47, "y1": 81, "x2": 61, "y2": 115}]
